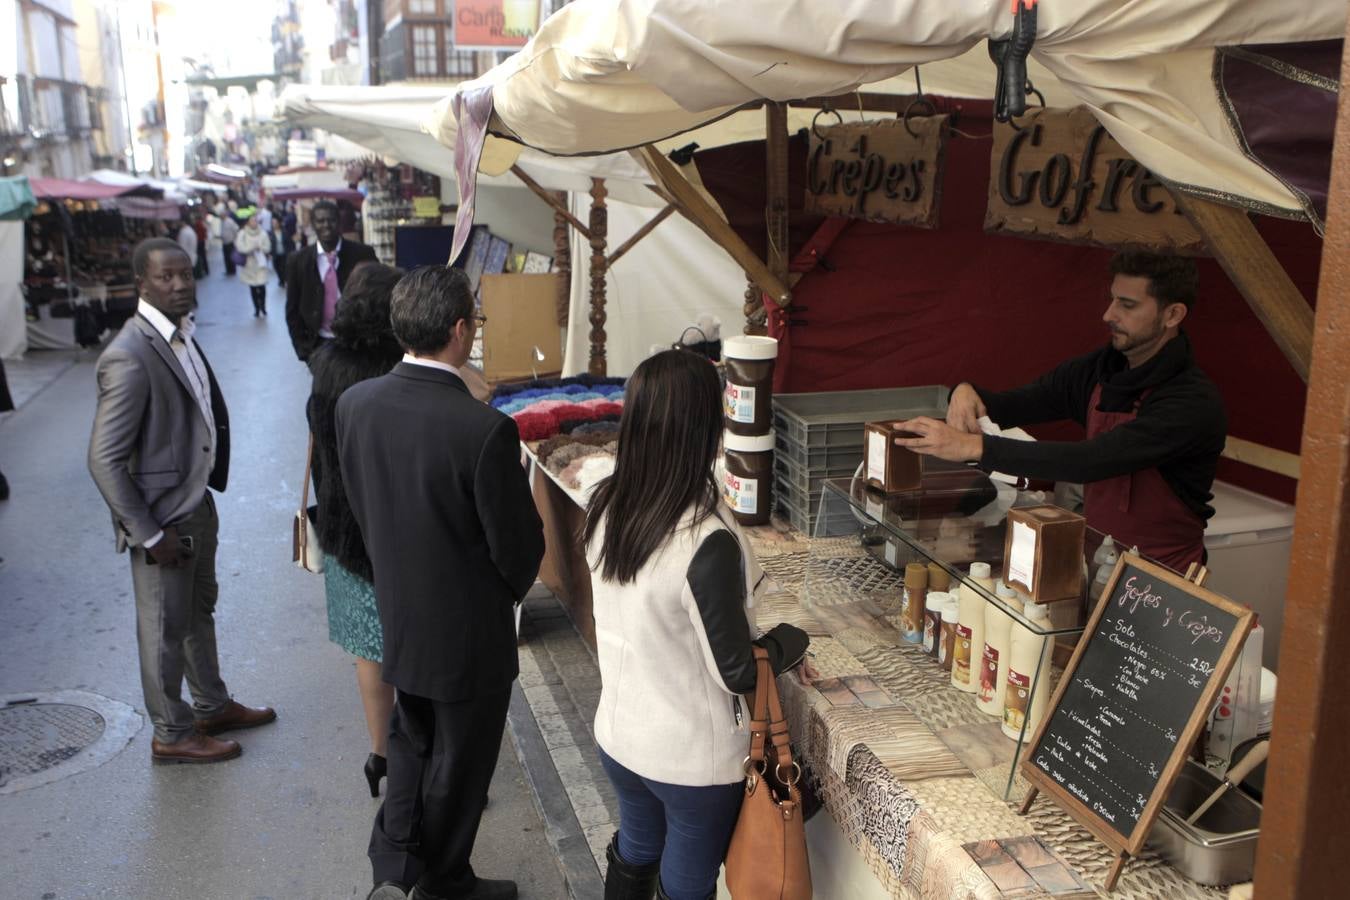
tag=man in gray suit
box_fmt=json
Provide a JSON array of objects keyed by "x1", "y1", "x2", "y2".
[{"x1": 89, "y1": 238, "x2": 275, "y2": 764}]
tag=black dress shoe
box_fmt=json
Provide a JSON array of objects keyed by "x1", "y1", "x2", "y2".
[
  {"x1": 365, "y1": 753, "x2": 387, "y2": 797},
  {"x1": 367, "y1": 883, "x2": 409, "y2": 900},
  {"x1": 412, "y1": 880, "x2": 516, "y2": 900}
]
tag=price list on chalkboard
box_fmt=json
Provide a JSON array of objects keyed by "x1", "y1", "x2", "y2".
[{"x1": 1024, "y1": 557, "x2": 1249, "y2": 850}]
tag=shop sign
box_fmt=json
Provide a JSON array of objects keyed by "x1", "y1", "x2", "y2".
[
  {"x1": 804, "y1": 116, "x2": 948, "y2": 228},
  {"x1": 986, "y1": 106, "x2": 1206, "y2": 253},
  {"x1": 453, "y1": 0, "x2": 542, "y2": 50}
]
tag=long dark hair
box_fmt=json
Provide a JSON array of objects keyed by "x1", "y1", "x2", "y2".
[{"x1": 584, "y1": 350, "x2": 723, "y2": 584}]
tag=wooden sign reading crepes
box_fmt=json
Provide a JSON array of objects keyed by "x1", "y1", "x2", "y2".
[
  {"x1": 985, "y1": 107, "x2": 1206, "y2": 254},
  {"x1": 805, "y1": 117, "x2": 947, "y2": 228}
]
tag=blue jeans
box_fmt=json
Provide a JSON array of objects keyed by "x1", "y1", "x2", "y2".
[{"x1": 599, "y1": 748, "x2": 744, "y2": 900}]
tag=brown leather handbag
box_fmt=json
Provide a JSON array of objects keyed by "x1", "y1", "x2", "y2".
[{"x1": 725, "y1": 647, "x2": 812, "y2": 899}]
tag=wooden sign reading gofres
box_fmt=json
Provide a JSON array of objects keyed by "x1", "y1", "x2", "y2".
[{"x1": 985, "y1": 106, "x2": 1207, "y2": 254}]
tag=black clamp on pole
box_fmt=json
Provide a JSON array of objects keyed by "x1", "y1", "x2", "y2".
[{"x1": 989, "y1": 0, "x2": 1039, "y2": 124}]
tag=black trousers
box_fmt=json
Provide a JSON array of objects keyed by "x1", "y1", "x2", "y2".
[
  {"x1": 222, "y1": 242, "x2": 236, "y2": 275},
  {"x1": 248, "y1": 284, "x2": 266, "y2": 314},
  {"x1": 370, "y1": 686, "x2": 511, "y2": 894}
]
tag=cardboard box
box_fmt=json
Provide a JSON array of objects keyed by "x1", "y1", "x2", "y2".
[
  {"x1": 864, "y1": 421, "x2": 923, "y2": 493},
  {"x1": 1002, "y1": 505, "x2": 1085, "y2": 602},
  {"x1": 479, "y1": 273, "x2": 564, "y2": 382}
]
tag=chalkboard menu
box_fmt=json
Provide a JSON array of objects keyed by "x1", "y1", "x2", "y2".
[{"x1": 1020, "y1": 554, "x2": 1254, "y2": 870}]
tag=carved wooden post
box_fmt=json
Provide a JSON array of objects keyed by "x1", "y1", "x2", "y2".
[
  {"x1": 587, "y1": 177, "x2": 609, "y2": 376},
  {"x1": 762, "y1": 102, "x2": 790, "y2": 337},
  {"x1": 552, "y1": 190, "x2": 570, "y2": 327},
  {"x1": 744, "y1": 277, "x2": 767, "y2": 335}
]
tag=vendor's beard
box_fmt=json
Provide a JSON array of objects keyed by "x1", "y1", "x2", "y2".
[{"x1": 1111, "y1": 317, "x2": 1168, "y2": 354}]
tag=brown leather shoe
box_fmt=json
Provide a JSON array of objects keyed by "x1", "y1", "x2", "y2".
[
  {"x1": 151, "y1": 732, "x2": 241, "y2": 764},
  {"x1": 194, "y1": 699, "x2": 277, "y2": 735}
]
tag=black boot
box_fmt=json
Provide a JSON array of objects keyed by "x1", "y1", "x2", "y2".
[{"x1": 605, "y1": 834, "x2": 660, "y2": 900}]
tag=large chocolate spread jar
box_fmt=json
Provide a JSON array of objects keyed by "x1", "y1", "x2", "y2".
[
  {"x1": 723, "y1": 430, "x2": 774, "y2": 527},
  {"x1": 722, "y1": 336, "x2": 778, "y2": 436}
]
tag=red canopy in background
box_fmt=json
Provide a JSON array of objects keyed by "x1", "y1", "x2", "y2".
[
  {"x1": 29, "y1": 177, "x2": 160, "y2": 201},
  {"x1": 268, "y1": 187, "x2": 364, "y2": 206}
]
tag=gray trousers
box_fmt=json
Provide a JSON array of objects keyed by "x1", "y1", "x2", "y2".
[{"x1": 130, "y1": 492, "x2": 230, "y2": 743}]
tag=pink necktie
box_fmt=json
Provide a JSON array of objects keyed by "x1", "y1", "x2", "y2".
[{"x1": 321, "y1": 252, "x2": 340, "y2": 332}]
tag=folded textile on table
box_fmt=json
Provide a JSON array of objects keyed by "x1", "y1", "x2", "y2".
[
  {"x1": 544, "y1": 442, "x2": 611, "y2": 476},
  {"x1": 491, "y1": 374, "x2": 626, "y2": 402},
  {"x1": 567, "y1": 420, "x2": 621, "y2": 437},
  {"x1": 535, "y1": 432, "x2": 621, "y2": 466},
  {"x1": 573, "y1": 454, "x2": 616, "y2": 495},
  {"x1": 512, "y1": 401, "x2": 625, "y2": 442}
]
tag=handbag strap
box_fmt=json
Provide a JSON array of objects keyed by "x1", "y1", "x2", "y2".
[
  {"x1": 746, "y1": 647, "x2": 796, "y2": 776},
  {"x1": 300, "y1": 432, "x2": 314, "y2": 510}
]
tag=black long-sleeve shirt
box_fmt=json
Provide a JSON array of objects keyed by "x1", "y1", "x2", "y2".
[{"x1": 975, "y1": 332, "x2": 1226, "y2": 521}]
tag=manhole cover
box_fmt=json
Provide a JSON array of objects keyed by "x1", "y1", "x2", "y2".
[
  {"x1": 0, "y1": 703, "x2": 106, "y2": 781},
  {"x1": 0, "y1": 691, "x2": 142, "y2": 793}
]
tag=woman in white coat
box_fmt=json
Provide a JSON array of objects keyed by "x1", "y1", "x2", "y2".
[{"x1": 235, "y1": 215, "x2": 272, "y2": 317}]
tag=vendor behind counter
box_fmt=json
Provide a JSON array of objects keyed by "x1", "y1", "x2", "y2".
[{"x1": 896, "y1": 252, "x2": 1225, "y2": 572}]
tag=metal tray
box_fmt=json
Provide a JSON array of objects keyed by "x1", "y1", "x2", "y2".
[{"x1": 1148, "y1": 760, "x2": 1261, "y2": 886}]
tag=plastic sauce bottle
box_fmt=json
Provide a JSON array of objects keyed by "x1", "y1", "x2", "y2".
[
  {"x1": 1003, "y1": 602, "x2": 1055, "y2": 741},
  {"x1": 1092, "y1": 534, "x2": 1119, "y2": 571},
  {"x1": 1088, "y1": 563, "x2": 1114, "y2": 607},
  {"x1": 978, "y1": 582, "x2": 1023, "y2": 717},
  {"x1": 901, "y1": 563, "x2": 928, "y2": 644},
  {"x1": 952, "y1": 564, "x2": 992, "y2": 693},
  {"x1": 923, "y1": 591, "x2": 949, "y2": 656},
  {"x1": 938, "y1": 595, "x2": 960, "y2": 671}
]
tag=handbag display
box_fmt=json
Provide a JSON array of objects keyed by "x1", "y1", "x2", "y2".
[
  {"x1": 292, "y1": 433, "x2": 324, "y2": 574},
  {"x1": 725, "y1": 646, "x2": 812, "y2": 900}
]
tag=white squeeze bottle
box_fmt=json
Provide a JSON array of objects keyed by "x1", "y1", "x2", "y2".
[
  {"x1": 1003, "y1": 602, "x2": 1055, "y2": 741},
  {"x1": 978, "y1": 582, "x2": 1022, "y2": 716},
  {"x1": 952, "y1": 563, "x2": 993, "y2": 693}
]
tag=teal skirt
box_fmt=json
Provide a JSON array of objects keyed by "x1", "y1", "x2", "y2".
[{"x1": 324, "y1": 557, "x2": 383, "y2": 662}]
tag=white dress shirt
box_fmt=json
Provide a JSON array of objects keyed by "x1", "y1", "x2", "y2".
[
  {"x1": 137, "y1": 300, "x2": 216, "y2": 548},
  {"x1": 401, "y1": 353, "x2": 462, "y2": 380}
]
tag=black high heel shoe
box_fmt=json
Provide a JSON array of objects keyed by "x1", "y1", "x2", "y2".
[{"x1": 364, "y1": 753, "x2": 387, "y2": 798}]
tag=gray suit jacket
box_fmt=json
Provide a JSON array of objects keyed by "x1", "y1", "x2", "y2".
[{"x1": 88, "y1": 314, "x2": 231, "y2": 551}]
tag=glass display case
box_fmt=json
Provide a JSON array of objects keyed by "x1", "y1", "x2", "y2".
[{"x1": 805, "y1": 471, "x2": 1136, "y2": 801}]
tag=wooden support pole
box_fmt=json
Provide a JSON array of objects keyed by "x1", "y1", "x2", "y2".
[
  {"x1": 552, "y1": 190, "x2": 570, "y2": 327},
  {"x1": 587, "y1": 178, "x2": 608, "y2": 377},
  {"x1": 606, "y1": 203, "x2": 675, "y2": 268},
  {"x1": 1252, "y1": 33, "x2": 1350, "y2": 898},
  {"x1": 764, "y1": 101, "x2": 791, "y2": 334},
  {"x1": 1221, "y1": 436, "x2": 1300, "y2": 480},
  {"x1": 638, "y1": 145, "x2": 792, "y2": 308},
  {"x1": 511, "y1": 164, "x2": 591, "y2": 238},
  {"x1": 744, "y1": 276, "x2": 767, "y2": 336},
  {"x1": 1176, "y1": 194, "x2": 1314, "y2": 382}
]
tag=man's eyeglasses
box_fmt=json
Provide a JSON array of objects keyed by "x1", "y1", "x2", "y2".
[{"x1": 472, "y1": 313, "x2": 488, "y2": 326}]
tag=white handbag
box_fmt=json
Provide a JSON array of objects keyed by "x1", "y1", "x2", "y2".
[{"x1": 292, "y1": 433, "x2": 325, "y2": 574}]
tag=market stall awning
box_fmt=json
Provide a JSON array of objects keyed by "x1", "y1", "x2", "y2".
[
  {"x1": 111, "y1": 195, "x2": 185, "y2": 220},
  {"x1": 83, "y1": 169, "x2": 187, "y2": 204},
  {"x1": 277, "y1": 83, "x2": 661, "y2": 206},
  {"x1": 192, "y1": 164, "x2": 249, "y2": 185},
  {"x1": 442, "y1": 0, "x2": 1346, "y2": 223},
  {"x1": 0, "y1": 175, "x2": 36, "y2": 221},
  {"x1": 268, "y1": 187, "x2": 365, "y2": 205},
  {"x1": 28, "y1": 177, "x2": 159, "y2": 201}
]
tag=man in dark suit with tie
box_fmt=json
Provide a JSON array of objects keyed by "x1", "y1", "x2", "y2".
[
  {"x1": 337, "y1": 266, "x2": 544, "y2": 900},
  {"x1": 88, "y1": 238, "x2": 275, "y2": 764},
  {"x1": 285, "y1": 199, "x2": 378, "y2": 362}
]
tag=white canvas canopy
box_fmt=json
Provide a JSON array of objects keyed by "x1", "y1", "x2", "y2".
[{"x1": 440, "y1": 0, "x2": 1346, "y2": 217}]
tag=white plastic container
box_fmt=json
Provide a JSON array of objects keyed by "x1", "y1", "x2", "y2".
[
  {"x1": 952, "y1": 565, "x2": 992, "y2": 694},
  {"x1": 1003, "y1": 602, "x2": 1054, "y2": 740},
  {"x1": 923, "y1": 591, "x2": 949, "y2": 656},
  {"x1": 1203, "y1": 481, "x2": 1295, "y2": 671},
  {"x1": 978, "y1": 582, "x2": 1022, "y2": 717}
]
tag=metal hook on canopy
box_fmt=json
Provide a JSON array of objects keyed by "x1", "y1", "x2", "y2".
[
  {"x1": 811, "y1": 105, "x2": 843, "y2": 140},
  {"x1": 904, "y1": 66, "x2": 938, "y2": 137}
]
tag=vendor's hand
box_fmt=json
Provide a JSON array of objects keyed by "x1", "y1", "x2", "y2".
[
  {"x1": 946, "y1": 383, "x2": 987, "y2": 435},
  {"x1": 796, "y1": 659, "x2": 821, "y2": 685},
  {"x1": 147, "y1": 526, "x2": 193, "y2": 569},
  {"x1": 893, "y1": 416, "x2": 984, "y2": 463}
]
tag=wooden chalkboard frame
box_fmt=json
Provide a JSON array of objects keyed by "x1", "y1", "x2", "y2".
[{"x1": 1018, "y1": 553, "x2": 1255, "y2": 889}]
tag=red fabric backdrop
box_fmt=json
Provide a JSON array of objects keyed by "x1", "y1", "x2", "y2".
[{"x1": 699, "y1": 113, "x2": 1320, "y2": 504}]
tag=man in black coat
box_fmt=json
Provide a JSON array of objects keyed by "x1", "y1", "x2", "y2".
[
  {"x1": 285, "y1": 199, "x2": 377, "y2": 362},
  {"x1": 337, "y1": 266, "x2": 544, "y2": 900}
]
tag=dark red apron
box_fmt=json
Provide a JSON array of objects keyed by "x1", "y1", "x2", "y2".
[{"x1": 1082, "y1": 384, "x2": 1206, "y2": 573}]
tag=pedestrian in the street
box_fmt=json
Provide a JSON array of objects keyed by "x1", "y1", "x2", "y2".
[
  {"x1": 192, "y1": 213, "x2": 210, "y2": 278},
  {"x1": 305, "y1": 263, "x2": 404, "y2": 799},
  {"x1": 285, "y1": 199, "x2": 377, "y2": 362},
  {"x1": 583, "y1": 349, "x2": 816, "y2": 900},
  {"x1": 174, "y1": 218, "x2": 197, "y2": 271},
  {"x1": 272, "y1": 212, "x2": 291, "y2": 288},
  {"x1": 0, "y1": 354, "x2": 11, "y2": 502},
  {"x1": 337, "y1": 266, "x2": 543, "y2": 900},
  {"x1": 220, "y1": 212, "x2": 239, "y2": 277},
  {"x1": 87, "y1": 237, "x2": 276, "y2": 765},
  {"x1": 257, "y1": 202, "x2": 274, "y2": 236},
  {"x1": 236, "y1": 215, "x2": 271, "y2": 317}
]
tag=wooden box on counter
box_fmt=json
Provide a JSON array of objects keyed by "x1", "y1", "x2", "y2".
[
  {"x1": 1002, "y1": 505, "x2": 1085, "y2": 602},
  {"x1": 864, "y1": 421, "x2": 923, "y2": 493}
]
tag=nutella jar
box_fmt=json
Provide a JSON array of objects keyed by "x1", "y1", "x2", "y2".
[
  {"x1": 722, "y1": 336, "x2": 778, "y2": 436},
  {"x1": 723, "y1": 430, "x2": 774, "y2": 526}
]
